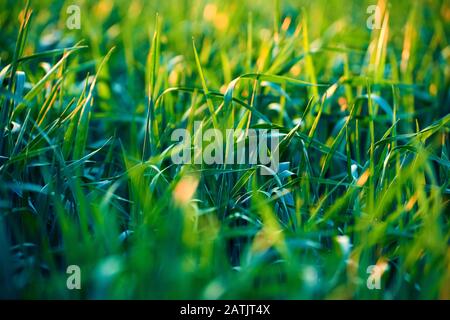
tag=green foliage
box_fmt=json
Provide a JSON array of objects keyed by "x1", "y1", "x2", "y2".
[{"x1": 0, "y1": 0, "x2": 448, "y2": 299}]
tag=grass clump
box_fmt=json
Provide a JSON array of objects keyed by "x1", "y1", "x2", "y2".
[{"x1": 0, "y1": 0, "x2": 449, "y2": 299}]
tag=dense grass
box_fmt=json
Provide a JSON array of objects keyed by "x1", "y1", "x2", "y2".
[{"x1": 0, "y1": 0, "x2": 449, "y2": 299}]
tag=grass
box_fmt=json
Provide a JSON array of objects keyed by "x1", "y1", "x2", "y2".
[{"x1": 0, "y1": 0, "x2": 449, "y2": 299}]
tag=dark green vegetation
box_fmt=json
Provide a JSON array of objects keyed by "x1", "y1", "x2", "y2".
[{"x1": 0, "y1": 0, "x2": 449, "y2": 299}]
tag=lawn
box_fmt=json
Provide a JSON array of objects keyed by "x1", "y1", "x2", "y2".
[{"x1": 0, "y1": 0, "x2": 449, "y2": 299}]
